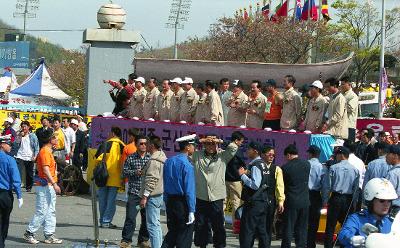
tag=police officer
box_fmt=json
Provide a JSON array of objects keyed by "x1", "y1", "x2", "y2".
[
  {"x1": 162, "y1": 134, "x2": 196, "y2": 248},
  {"x1": 362, "y1": 142, "x2": 391, "y2": 190},
  {"x1": 306, "y1": 145, "x2": 328, "y2": 248},
  {"x1": 238, "y1": 141, "x2": 269, "y2": 248},
  {"x1": 0, "y1": 135, "x2": 23, "y2": 248},
  {"x1": 338, "y1": 178, "x2": 397, "y2": 248},
  {"x1": 385, "y1": 145, "x2": 400, "y2": 217},
  {"x1": 324, "y1": 146, "x2": 360, "y2": 248}
]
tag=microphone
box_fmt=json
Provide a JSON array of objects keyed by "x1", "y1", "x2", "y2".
[{"x1": 361, "y1": 223, "x2": 379, "y2": 235}]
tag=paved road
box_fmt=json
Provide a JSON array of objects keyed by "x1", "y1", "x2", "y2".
[{"x1": 7, "y1": 189, "x2": 323, "y2": 247}]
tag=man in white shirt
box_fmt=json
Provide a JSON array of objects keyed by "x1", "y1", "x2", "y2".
[{"x1": 62, "y1": 118, "x2": 76, "y2": 159}]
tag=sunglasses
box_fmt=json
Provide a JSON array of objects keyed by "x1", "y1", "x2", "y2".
[{"x1": 139, "y1": 142, "x2": 147, "y2": 145}]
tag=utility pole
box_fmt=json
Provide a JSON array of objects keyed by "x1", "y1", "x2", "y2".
[
  {"x1": 166, "y1": 0, "x2": 192, "y2": 59},
  {"x1": 378, "y1": 0, "x2": 386, "y2": 119},
  {"x1": 366, "y1": 0, "x2": 372, "y2": 47},
  {"x1": 13, "y1": 0, "x2": 40, "y2": 41}
]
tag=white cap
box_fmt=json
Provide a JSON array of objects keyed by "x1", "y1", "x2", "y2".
[
  {"x1": 4, "y1": 117, "x2": 13, "y2": 123},
  {"x1": 176, "y1": 134, "x2": 197, "y2": 144},
  {"x1": 331, "y1": 139, "x2": 344, "y2": 147},
  {"x1": 311, "y1": 80, "x2": 323, "y2": 89},
  {"x1": 182, "y1": 77, "x2": 193, "y2": 84},
  {"x1": 134, "y1": 77, "x2": 145, "y2": 84},
  {"x1": 70, "y1": 119, "x2": 79, "y2": 125},
  {"x1": 170, "y1": 77, "x2": 183, "y2": 84},
  {"x1": 364, "y1": 178, "x2": 398, "y2": 201},
  {"x1": 232, "y1": 80, "x2": 240, "y2": 86}
]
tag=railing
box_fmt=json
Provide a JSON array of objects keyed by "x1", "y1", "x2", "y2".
[{"x1": 0, "y1": 104, "x2": 85, "y2": 115}]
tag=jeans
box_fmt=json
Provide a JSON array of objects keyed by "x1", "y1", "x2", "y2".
[
  {"x1": 27, "y1": 186, "x2": 57, "y2": 236},
  {"x1": 122, "y1": 194, "x2": 149, "y2": 243},
  {"x1": 146, "y1": 195, "x2": 163, "y2": 248},
  {"x1": 97, "y1": 186, "x2": 118, "y2": 224}
]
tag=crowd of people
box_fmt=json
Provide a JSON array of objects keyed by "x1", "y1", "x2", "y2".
[
  {"x1": 105, "y1": 74, "x2": 362, "y2": 142},
  {"x1": 0, "y1": 112, "x2": 90, "y2": 246}
]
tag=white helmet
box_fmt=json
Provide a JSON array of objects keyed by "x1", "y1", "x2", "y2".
[{"x1": 364, "y1": 178, "x2": 398, "y2": 201}]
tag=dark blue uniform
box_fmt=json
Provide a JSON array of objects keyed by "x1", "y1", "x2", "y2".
[{"x1": 338, "y1": 210, "x2": 392, "y2": 248}]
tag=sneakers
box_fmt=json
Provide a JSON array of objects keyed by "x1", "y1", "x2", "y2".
[
  {"x1": 23, "y1": 231, "x2": 39, "y2": 244},
  {"x1": 120, "y1": 240, "x2": 132, "y2": 248},
  {"x1": 44, "y1": 234, "x2": 63, "y2": 244},
  {"x1": 101, "y1": 222, "x2": 117, "y2": 229}
]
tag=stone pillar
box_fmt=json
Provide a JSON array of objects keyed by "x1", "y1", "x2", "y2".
[{"x1": 83, "y1": 28, "x2": 140, "y2": 115}]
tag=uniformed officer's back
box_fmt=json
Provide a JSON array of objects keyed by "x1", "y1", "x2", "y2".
[{"x1": 329, "y1": 159, "x2": 359, "y2": 194}]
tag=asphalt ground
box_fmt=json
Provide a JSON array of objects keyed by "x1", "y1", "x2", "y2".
[{"x1": 7, "y1": 188, "x2": 323, "y2": 247}]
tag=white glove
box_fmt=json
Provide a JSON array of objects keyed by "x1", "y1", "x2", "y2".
[
  {"x1": 350, "y1": 235, "x2": 365, "y2": 247},
  {"x1": 18, "y1": 198, "x2": 23, "y2": 208},
  {"x1": 186, "y1": 212, "x2": 195, "y2": 225}
]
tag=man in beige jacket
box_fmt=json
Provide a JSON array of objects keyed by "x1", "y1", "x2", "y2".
[
  {"x1": 280, "y1": 75, "x2": 302, "y2": 130},
  {"x1": 179, "y1": 77, "x2": 199, "y2": 123},
  {"x1": 169, "y1": 78, "x2": 185, "y2": 123},
  {"x1": 303, "y1": 80, "x2": 328, "y2": 133},
  {"x1": 194, "y1": 83, "x2": 208, "y2": 124},
  {"x1": 204, "y1": 80, "x2": 224, "y2": 126},
  {"x1": 143, "y1": 78, "x2": 160, "y2": 120},
  {"x1": 226, "y1": 80, "x2": 248, "y2": 127},
  {"x1": 127, "y1": 77, "x2": 147, "y2": 119},
  {"x1": 192, "y1": 134, "x2": 243, "y2": 248},
  {"x1": 155, "y1": 79, "x2": 173, "y2": 121},
  {"x1": 323, "y1": 78, "x2": 348, "y2": 140},
  {"x1": 341, "y1": 76, "x2": 359, "y2": 142},
  {"x1": 139, "y1": 136, "x2": 167, "y2": 248},
  {"x1": 245, "y1": 80, "x2": 267, "y2": 129}
]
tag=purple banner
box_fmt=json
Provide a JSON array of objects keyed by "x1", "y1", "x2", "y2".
[{"x1": 90, "y1": 117, "x2": 311, "y2": 165}]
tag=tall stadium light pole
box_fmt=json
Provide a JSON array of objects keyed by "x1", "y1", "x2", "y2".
[
  {"x1": 378, "y1": 0, "x2": 386, "y2": 119},
  {"x1": 166, "y1": 0, "x2": 192, "y2": 59},
  {"x1": 13, "y1": 0, "x2": 40, "y2": 41}
]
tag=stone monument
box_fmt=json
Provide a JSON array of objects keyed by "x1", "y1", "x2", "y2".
[{"x1": 83, "y1": 3, "x2": 140, "y2": 115}]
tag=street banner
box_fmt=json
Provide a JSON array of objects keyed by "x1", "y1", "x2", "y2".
[
  {"x1": 90, "y1": 117, "x2": 311, "y2": 165},
  {"x1": 357, "y1": 118, "x2": 400, "y2": 137}
]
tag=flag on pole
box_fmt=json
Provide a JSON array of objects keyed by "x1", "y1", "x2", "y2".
[
  {"x1": 271, "y1": 0, "x2": 288, "y2": 21},
  {"x1": 321, "y1": 0, "x2": 331, "y2": 21},
  {"x1": 243, "y1": 8, "x2": 249, "y2": 20},
  {"x1": 380, "y1": 68, "x2": 389, "y2": 113},
  {"x1": 301, "y1": 0, "x2": 318, "y2": 21},
  {"x1": 295, "y1": 0, "x2": 302, "y2": 20},
  {"x1": 249, "y1": 5, "x2": 253, "y2": 19},
  {"x1": 261, "y1": 4, "x2": 270, "y2": 19}
]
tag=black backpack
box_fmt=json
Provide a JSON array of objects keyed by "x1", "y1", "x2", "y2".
[{"x1": 92, "y1": 145, "x2": 109, "y2": 187}]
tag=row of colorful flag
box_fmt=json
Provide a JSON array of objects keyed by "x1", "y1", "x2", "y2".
[{"x1": 236, "y1": 0, "x2": 330, "y2": 22}]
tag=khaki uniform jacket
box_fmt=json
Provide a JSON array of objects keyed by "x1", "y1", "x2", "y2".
[
  {"x1": 127, "y1": 87, "x2": 147, "y2": 118},
  {"x1": 192, "y1": 142, "x2": 239, "y2": 201},
  {"x1": 226, "y1": 91, "x2": 248, "y2": 127},
  {"x1": 143, "y1": 87, "x2": 160, "y2": 120},
  {"x1": 169, "y1": 88, "x2": 185, "y2": 122},
  {"x1": 304, "y1": 94, "x2": 328, "y2": 133},
  {"x1": 194, "y1": 93, "x2": 208, "y2": 124},
  {"x1": 179, "y1": 88, "x2": 199, "y2": 123},
  {"x1": 326, "y1": 93, "x2": 349, "y2": 139},
  {"x1": 245, "y1": 92, "x2": 267, "y2": 129},
  {"x1": 156, "y1": 89, "x2": 174, "y2": 121},
  {"x1": 204, "y1": 89, "x2": 224, "y2": 125},
  {"x1": 343, "y1": 89, "x2": 359, "y2": 129},
  {"x1": 281, "y1": 88, "x2": 302, "y2": 130},
  {"x1": 218, "y1": 90, "x2": 232, "y2": 126},
  {"x1": 139, "y1": 150, "x2": 167, "y2": 197}
]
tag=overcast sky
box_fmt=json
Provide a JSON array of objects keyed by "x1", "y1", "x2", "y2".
[{"x1": 0, "y1": 0, "x2": 398, "y2": 50}]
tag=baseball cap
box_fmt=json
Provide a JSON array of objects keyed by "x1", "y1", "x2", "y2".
[
  {"x1": 182, "y1": 77, "x2": 194, "y2": 84},
  {"x1": 134, "y1": 77, "x2": 145, "y2": 84},
  {"x1": 307, "y1": 145, "x2": 321, "y2": 155},
  {"x1": 232, "y1": 80, "x2": 244, "y2": 88},
  {"x1": 70, "y1": 119, "x2": 79, "y2": 125},
  {"x1": 335, "y1": 146, "x2": 350, "y2": 156},
  {"x1": 0, "y1": 134, "x2": 12, "y2": 145},
  {"x1": 170, "y1": 77, "x2": 183, "y2": 84},
  {"x1": 310, "y1": 80, "x2": 323, "y2": 89},
  {"x1": 248, "y1": 141, "x2": 263, "y2": 154}
]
